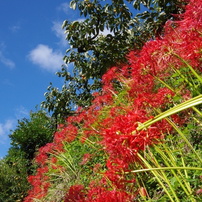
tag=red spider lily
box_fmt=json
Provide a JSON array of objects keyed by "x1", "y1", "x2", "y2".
[
  {"x1": 86, "y1": 186, "x2": 133, "y2": 202},
  {"x1": 35, "y1": 143, "x2": 54, "y2": 165},
  {"x1": 64, "y1": 185, "x2": 85, "y2": 202},
  {"x1": 54, "y1": 124, "x2": 78, "y2": 143},
  {"x1": 24, "y1": 166, "x2": 50, "y2": 201}
]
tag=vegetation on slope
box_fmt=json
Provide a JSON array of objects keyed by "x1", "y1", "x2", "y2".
[{"x1": 24, "y1": 0, "x2": 202, "y2": 201}]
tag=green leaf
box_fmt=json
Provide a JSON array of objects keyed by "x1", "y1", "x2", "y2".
[
  {"x1": 62, "y1": 20, "x2": 68, "y2": 29},
  {"x1": 137, "y1": 94, "x2": 202, "y2": 131},
  {"x1": 133, "y1": 0, "x2": 141, "y2": 10},
  {"x1": 70, "y1": 1, "x2": 77, "y2": 10}
]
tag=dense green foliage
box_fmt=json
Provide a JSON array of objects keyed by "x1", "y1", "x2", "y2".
[
  {"x1": 0, "y1": 152, "x2": 29, "y2": 202},
  {"x1": 0, "y1": 110, "x2": 56, "y2": 202},
  {"x1": 42, "y1": 0, "x2": 187, "y2": 121},
  {"x1": 9, "y1": 110, "x2": 55, "y2": 160}
]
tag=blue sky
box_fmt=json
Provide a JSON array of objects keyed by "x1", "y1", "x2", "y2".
[
  {"x1": 0, "y1": 0, "x2": 80, "y2": 158},
  {"x1": 0, "y1": 1, "x2": 142, "y2": 158}
]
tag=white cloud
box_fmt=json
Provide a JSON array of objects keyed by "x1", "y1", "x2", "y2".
[
  {"x1": 2, "y1": 79, "x2": 14, "y2": 87},
  {"x1": 0, "y1": 106, "x2": 29, "y2": 157},
  {"x1": 0, "y1": 119, "x2": 16, "y2": 144},
  {"x1": 15, "y1": 106, "x2": 29, "y2": 120},
  {"x1": 100, "y1": 28, "x2": 113, "y2": 36},
  {"x1": 52, "y1": 21, "x2": 67, "y2": 47},
  {"x1": 57, "y1": 2, "x2": 70, "y2": 14},
  {"x1": 28, "y1": 44, "x2": 63, "y2": 72},
  {"x1": 0, "y1": 51, "x2": 15, "y2": 69},
  {"x1": 10, "y1": 25, "x2": 21, "y2": 32}
]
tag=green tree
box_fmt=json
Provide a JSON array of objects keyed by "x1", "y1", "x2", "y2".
[
  {"x1": 0, "y1": 110, "x2": 56, "y2": 201},
  {"x1": 0, "y1": 151, "x2": 30, "y2": 202},
  {"x1": 42, "y1": 0, "x2": 187, "y2": 120},
  {"x1": 9, "y1": 110, "x2": 55, "y2": 160}
]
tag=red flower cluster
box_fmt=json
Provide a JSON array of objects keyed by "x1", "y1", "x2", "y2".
[
  {"x1": 64, "y1": 184, "x2": 133, "y2": 202},
  {"x1": 64, "y1": 185, "x2": 85, "y2": 202},
  {"x1": 24, "y1": 0, "x2": 202, "y2": 201},
  {"x1": 26, "y1": 166, "x2": 50, "y2": 200}
]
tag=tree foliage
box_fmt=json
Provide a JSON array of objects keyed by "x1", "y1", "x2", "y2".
[
  {"x1": 0, "y1": 110, "x2": 56, "y2": 201},
  {"x1": 42, "y1": 0, "x2": 187, "y2": 120},
  {"x1": 9, "y1": 110, "x2": 55, "y2": 160},
  {"x1": 0, "y1": 151, "x2": 30, "y2": 202}
]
